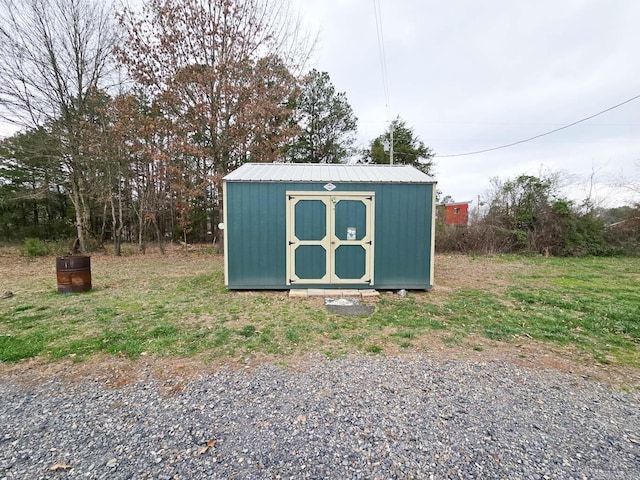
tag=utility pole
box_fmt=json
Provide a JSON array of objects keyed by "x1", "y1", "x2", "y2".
[{"x1": 389, "y1": 124, "x2": 394, "y2": 164}]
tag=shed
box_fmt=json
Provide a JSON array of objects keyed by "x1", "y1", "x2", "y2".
[
  {"x1": 222, "y1": 163, "x2": 437, "y2": 290},
  {"x1": 442, "y1": 201, "x2": 471, "y2": 226}
]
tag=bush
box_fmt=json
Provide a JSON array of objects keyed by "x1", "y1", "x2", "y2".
[
  {"x1": 21, "y1": 238, "x2": 50, "y2": 257},
  {"x1": 435, "y1": 223, "x2": 527, "y2": 255},
  {"x1": 604, "y1": 218, "x2": 640, "y2": 256},
  {"x1": 20, "y1": 238, "x2": 68, "y2": 257}
]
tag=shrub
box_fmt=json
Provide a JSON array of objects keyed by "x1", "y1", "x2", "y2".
[
  {"x1": 435, "y1": 223, "x2": 526, "y2": 255},
  {"x1": 21, "y1": 238, "x2": 50, "y2": 257},
  {"x1": 20, "y1": 238, "x2": 68, "y2": 257},
  {"x1": 604, "y1": 218, "x2": 640, "y2": 256}
]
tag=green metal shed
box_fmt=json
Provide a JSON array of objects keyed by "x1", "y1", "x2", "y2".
[{"x1": 222, "y1": 163, "x2": 436, "y2": 290}]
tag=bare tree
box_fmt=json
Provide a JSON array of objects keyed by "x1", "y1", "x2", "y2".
[
  {"x1": 117, "y1": 0, "x2": 312, "y2": 243},
  {"x1": 616, "y1": 160, "x2": 640, "y2": 199},
  {"x1": 0, "y1": 0, "x2": 119, "y2": 252}
]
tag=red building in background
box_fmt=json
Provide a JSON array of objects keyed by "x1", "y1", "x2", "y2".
[{"x1": 443, "y1": 201, "x2": 471, "y2": 226}]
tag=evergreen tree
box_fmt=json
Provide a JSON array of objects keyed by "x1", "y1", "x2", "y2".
[
  {"x1": 288, "y1": 69, "x2": 358, "y2": 163},
  {"x1": 366, "y1": 116, "x2": 434, "y2": 175},
  {"x1": 0, "y1": 128, "x2": 70, "y2": 240}
]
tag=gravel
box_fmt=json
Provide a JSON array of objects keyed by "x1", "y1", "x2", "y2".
[{"x1": 1, "y1": 355, "x2": 639, "y2": 479}]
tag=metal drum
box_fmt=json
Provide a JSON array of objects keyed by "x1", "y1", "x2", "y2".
[{"x1": 56, "y1": 256, "x2": 92, "y2": 294}]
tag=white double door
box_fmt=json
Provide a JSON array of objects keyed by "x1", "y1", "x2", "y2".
[{"x1": 286, "y1": 191, "x2": 374, "y2": 285}]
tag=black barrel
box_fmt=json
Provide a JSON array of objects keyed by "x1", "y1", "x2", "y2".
[{"x1": 56, "y1": 255, "x2": 92, "y2": 294}]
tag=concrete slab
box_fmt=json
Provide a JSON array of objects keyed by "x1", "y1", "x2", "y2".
[
  {"x1": 341, "y1": 289, "x2": 361, "y2": 297},
  {"x1": 289, "y1": 288, "x2": 380, "y2": 298},
  {"x1": 288, "y1": 289, "x2": 308, "y2": 298},
  {"x1": 360, "y1": 289, "x2": 380, "y2": 298}
]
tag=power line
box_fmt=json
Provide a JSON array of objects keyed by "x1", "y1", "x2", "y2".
[
  {"x1": 373, "y1": 0, "x2": 390, "y2": 119},
  {"x1": 435, "y1": 92, "x2": 640, "y2": 158},
  {"x1": 373, "y1": 0, "x2": 395, "y2": 164}
]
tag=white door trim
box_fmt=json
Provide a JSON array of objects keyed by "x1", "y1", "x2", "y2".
[{"x1": 286, "y1": 191, "x2": 375, "y2": 286}]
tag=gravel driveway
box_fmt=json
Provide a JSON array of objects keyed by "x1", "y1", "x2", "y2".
[{"x1": 1, "y1": 355, "x2": 639, "y2": 479}]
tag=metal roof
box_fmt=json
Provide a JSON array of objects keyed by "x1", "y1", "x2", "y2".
[{"x1": 223, "y1": 163, "x2": 436, "y2": 184}]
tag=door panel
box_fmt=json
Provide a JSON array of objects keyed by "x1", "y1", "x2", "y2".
[
  {"x1": 334, "y1": 244, "x2": 366, "y2": 280},
  {"x1": 294, "y1": 200, "x2": 326, "y2": 241},
  {"x1": 294, "y1": 245, "x2": 327, "y2": 279},
  {"x1": 287, "y1": 192, "x2": 374, "y2": 286},
  {"x1": 287, "y1": 195, "x2": 330, "y2": 284},
  {"x1": 330, "y1": 196, "x2": 373, "y2": 284},
  {"x1": 334, "y1": 200, "x2": 367, "y2": 241}
]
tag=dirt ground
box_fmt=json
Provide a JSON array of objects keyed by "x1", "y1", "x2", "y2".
[
  {"x1": 1, "y1": 252, "x2": 638, "y2": 389},
  {"x1": 2, "y1": 333, "x2": 638, "y2": 392}
]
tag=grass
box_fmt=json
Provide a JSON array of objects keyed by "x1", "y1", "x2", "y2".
[{"x1": 0, "y1": 245, "x2": 639, "y2": 368}]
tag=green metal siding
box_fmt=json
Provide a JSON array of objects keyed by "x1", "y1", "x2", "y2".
[
  {"x1": 226, "y1": 182, "x2": 287, "y2": 287},
  {"x1": 225, "y1": 181, "x2": 434, "y2": 289},
  {"x1": 373, "y1": 184, "x2": 432, "y2": 288}
]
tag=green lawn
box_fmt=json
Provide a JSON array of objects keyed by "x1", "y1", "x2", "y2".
[{"x1": 1, "y1": 247, "x2": 638, "y2": 367}]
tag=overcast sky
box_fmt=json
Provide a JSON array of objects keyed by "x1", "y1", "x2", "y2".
[
  {"x1": 293, "y1": 0, "x2": 640, "y2": 207},
  {"x1": 2, "y1": 0, "x2": 637, "y2": 207}
]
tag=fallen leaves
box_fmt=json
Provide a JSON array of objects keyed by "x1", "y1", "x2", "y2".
[{"x1": 198, "y1": 439, "x2": 217, "y2": 455}]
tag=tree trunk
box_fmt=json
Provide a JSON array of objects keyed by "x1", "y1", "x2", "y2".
[
  {"x1": 153, "y1": 217, "x2": 165, "y2": 254},
  {"x1": 138, "y1": 213, "x2": 145, "y2": 253},
  {"x1": 110, "y1": 197, "x2": 121, "y2": 256},
  {"x1": 68, "y1": 186, "x2": 87, "y2": 253},
  {"x1": 100, "y1": 202, "x2": 108, "y2": 245}
]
